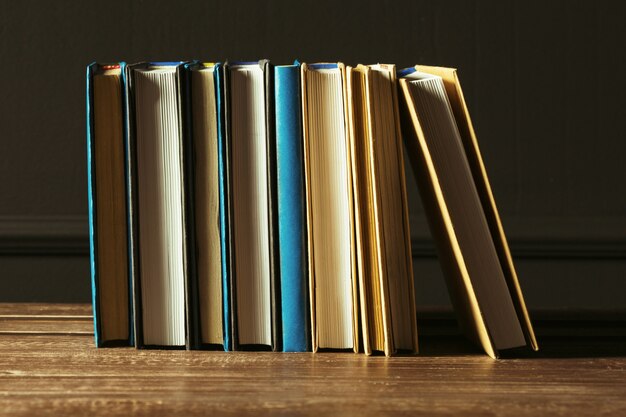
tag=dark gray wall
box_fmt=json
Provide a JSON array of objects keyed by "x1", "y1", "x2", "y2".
[{"x1": 1, "y1": 1, "x2": 625, "y2": 312}]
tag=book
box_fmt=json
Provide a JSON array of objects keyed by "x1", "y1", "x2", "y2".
[
  {"x1": 224, "y1": 61, "x2": 280, "y2": 351},
  {"x1": 301, "y1": 63, "x2": 359, "y2": 352},
  {"x1": 275, "y1": 62, "x2": 309, "y2": 352},
  {"x1": 212, "y1": 63, "x2": 233, "y2": 351},
  {"x1": 87, "y1": 62, "x2": 133, "y2": 347},
  {"x1": 179, "y1": 62, "x2": 226, "y2": 350},
  {"x1": 125, "y1": 62, "x2": 189, "y2": 348},
  {"x1": 346, "y1": 64, "x2": 417, "y2": 356},
  {"x1": 398, "y1": 65, "x2": 538, "y2": 358}
]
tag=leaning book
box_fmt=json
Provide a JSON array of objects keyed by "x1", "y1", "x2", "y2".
[{"x1": 398, "y1": 65, "x2": 538, "y2": 358}]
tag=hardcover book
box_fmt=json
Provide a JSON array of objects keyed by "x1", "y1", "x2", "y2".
[
  {"x1": 275, "y1": 62, "x2": 309, "y2": 352},
  {"x1": 346, "y1": 64, "x2": 417, "y2": 356},
  {"x1": 398, "y1": 65, "x2": 538, "y2": 358},
  {"x1": 224, "y1": 60, "x2": 280, "y2": 351},
  {"x1": 125, "y1": 62, "x2": 189, "y2": 349},
  {"x1": 301, "y1": 63, "x2": 359, "y2": 352},
  {"x1": 179, "y1": 62, "x2": 228, "y2": 350},
  {"x1": 87, "y1": 62, "x2": 133, "y2": 347}
]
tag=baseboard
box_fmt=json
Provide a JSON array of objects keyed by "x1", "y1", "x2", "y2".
[
  {"x1": 0, "y1": 216, "x2": 87, "y2": 256},
  {"x1": 0, "y1": 215, "x2": 624, "y2": 259}
]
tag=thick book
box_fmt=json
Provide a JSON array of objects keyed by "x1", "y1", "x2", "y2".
[
  {"x1": 346, "y1": 64, "x2": 417, "y2": 356},
  {"x1": 398, "y1": 65, "x2": 538, "y2": 358},
  {"x1": 224, "y1": 60, "x2": 280, "y2": 351},
  {"x1": 301, "y1": 63, "x2": 359, "y2": 352},
  {"x1": 125, "y1": 62, "x2": 190, "y2": 349},
  {"x1": 275, "y1": 62, "x2": 309, "y2": 352},
  {"x1": 87, "y1": 62, "x2": 133, "y2": 347}
]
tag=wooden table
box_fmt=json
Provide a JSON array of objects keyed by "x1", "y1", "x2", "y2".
[{"x1": 0, "y1": 304, "x2": 624, "y2": 416}]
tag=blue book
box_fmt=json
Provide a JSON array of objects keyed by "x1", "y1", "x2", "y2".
[
  {"x1": 275, "y1": 64, "x2": 309, "y2": 352},
  {"x1": 214, "y1": 63, "x2": 233, "y2": 351},
  {"x1": 86, "y1": 62, "x2": 133, "y2": 347}
]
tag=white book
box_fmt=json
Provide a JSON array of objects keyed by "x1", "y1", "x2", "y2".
[{"x1": 132, "y1": 64, "x2": 186, "y2": 347}]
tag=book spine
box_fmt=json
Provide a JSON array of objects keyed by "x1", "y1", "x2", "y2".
[
  {"x1": 275, "y1": 65, "x2": 309, "y2": 352},
  {"x1": 86, "y1": 63, "x2": 101, "y2": 347},
  {"x1": 179, "y1": 63, "x2": 200, "y2": 350},
  {"x1": 215, "y1": 64, "x2": 232, "y2": 351},
  {"x1": 120, "y1": 61, "x2": 135, "y2": 347},
  {"x1": 125, "y1": 63, "x2": 143, "y2": 348},
  {"x1": 264, "y1": 60, "x2": 281, "y2": 352}
]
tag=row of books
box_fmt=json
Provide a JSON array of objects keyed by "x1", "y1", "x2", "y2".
[{"x1": 87, "y1": 60, "x2": 538, "y2": 358}]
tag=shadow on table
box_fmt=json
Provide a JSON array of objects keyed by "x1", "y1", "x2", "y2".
[{"x1": 414, "y1": 309, "x2": 626, "y2": 359}]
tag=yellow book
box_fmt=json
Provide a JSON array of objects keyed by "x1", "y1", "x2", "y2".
[{"x1": 346, "y1": 64, "x2": 417, "y2": 356}]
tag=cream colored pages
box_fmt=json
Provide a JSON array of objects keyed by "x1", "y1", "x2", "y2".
[
  {"x1": 134, "y1": 67, "x2": 186, "y2": 346},
  {"x1": 191, "y1": 67, "x2": 223, "y2": 345},
  {"x1": 347, "y1": 66, "x2": 384, "y2": 355},
  {"x1": 304, "y1": 66, "x2": 354, "y2": 349},
  {"x1": 93, "y1": 69, "x2": 129, "y2": 342},
  {"x1": 368, "y1": 65, "x2": 415, "y2": 352},
  {"x1": 230, "y1": 64, "x2": 272, "y2": 346}
]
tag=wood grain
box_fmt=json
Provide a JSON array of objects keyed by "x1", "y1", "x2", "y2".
[{"x1": 0, "y1": 303, "x2": 624, "y2": 416}]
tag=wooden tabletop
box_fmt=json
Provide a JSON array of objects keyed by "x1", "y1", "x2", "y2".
[{"x1": 0, "y1": 303, "x2": 624, "y2": 416}]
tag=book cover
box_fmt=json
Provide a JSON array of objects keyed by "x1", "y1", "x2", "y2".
[
  {"x1": 275, "y1": 63, "x2": 309, "y2": 352},
  {"x1": 179, "y1": 61, "x2": 200, "y2": 350},
  {"x1": 215, "y1": 62, "x2": 233, "y2": 351},
  {"x1": 87, "y1": 62, "x2": 134, "y2": 347}
]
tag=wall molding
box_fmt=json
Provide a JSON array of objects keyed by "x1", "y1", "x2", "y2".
[
  {"x1": 0, "y1": 215, "x2": 624, "y2": 259},
  {"x1": 0, "y1": 216, "x2": 88, "y2": 256}
]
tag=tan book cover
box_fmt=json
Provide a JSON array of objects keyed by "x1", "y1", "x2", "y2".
[
  {"x1": 399, "y1": 65, "x2": 538, "y2": 358},
  {"x1": 347, "y1": 64, "x2": 417, "y2": 356}
]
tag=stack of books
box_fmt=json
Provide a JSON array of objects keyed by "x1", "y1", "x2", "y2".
[{"x1": 87, "y1": 60, "x2": 538, "y2": 358}]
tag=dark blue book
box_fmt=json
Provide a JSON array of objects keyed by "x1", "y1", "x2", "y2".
[
  {"x1": 275, "y1": 63, "x2": 309, "y2": 352},
  {"x1": 87, "y1": 62, "x2": 133, "y2": 347}
]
